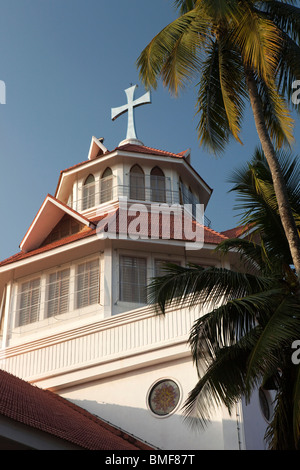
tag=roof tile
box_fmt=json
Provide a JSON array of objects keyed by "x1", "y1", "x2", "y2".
[
  {"x1": 0, "y1": 206, "x2": 229, "y2": 268},
  {"x1": 0, "y1": 369, "x2": 151, "y2": 450}
]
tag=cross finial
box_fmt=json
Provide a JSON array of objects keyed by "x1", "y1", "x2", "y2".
[{"x1": 111, "y1": 84, "x2": 151, "y2": 146}]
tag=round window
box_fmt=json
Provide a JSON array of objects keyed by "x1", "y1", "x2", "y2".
[{"x1": 148, "y1": 379, "x2": 180, "y2": 416}]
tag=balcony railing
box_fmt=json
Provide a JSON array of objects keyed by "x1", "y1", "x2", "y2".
[{"x1": 72, "y1": 174, "x2": 211, "y2": 226}]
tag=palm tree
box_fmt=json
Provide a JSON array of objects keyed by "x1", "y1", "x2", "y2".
[
  {"x1": 137, "y1": 0, "x2": 300, "y2": 276},
  {"x1": 148, "y1": 148, "x2": 300, "y2": 450}
]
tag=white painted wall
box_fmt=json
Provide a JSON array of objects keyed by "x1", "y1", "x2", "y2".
[{"x1": 58, "y1": 356, "x2": 241, "y2": 451}]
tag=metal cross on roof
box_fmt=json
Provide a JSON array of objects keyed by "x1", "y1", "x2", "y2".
[{"x1": 111, "y1": 84, "x2": 151, "y2": 145}]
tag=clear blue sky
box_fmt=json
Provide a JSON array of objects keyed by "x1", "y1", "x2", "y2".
[{"x1": 0, "y1": 0, "x2": 299, "y2": 261}]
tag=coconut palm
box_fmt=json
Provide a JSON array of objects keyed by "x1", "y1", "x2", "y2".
[
  {"x1": 148, "y1": 148, "x2": 300, "y2": 450},
  {"x1": 137, "y1": 0, "x2": 300, "y2": 276}
]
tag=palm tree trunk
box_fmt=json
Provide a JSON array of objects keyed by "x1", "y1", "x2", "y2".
[{"x1": 246, "y1": 71, "x2": 300, "y2": 278}]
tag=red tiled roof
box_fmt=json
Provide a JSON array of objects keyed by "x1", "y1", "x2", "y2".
[
  {"x1": 221, "y1": 224, "x2": 252, "y2": 238},
  {"x1": 115, "y1": 143, "x2": 186, "y2": 159},
  {"x1": 0, "y1": 206, "x2": 229, "y2": 268},
  {"x1": 55, "y1": 143, "x2": 212, "y2": 200},
  {"x1": 0, "y1": 225, "x2": 97, "y2": 268},
  {"x1": 59, "y1": 144, "x2": 185, "y2": 176},
  {"x1": 0, "y1": 369, "x2": 152, "y2": 450}
]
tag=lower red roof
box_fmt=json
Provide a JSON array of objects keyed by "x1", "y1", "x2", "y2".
[
  {"x1": 0, "y1": 205, "x2": 230, "y2": 268},
  {"x1": 0, "y1": 369, "x2": 152, "y2": 450}
]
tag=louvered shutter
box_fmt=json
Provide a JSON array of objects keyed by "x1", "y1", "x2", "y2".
[
  {"x1": 130, "y1": 169, "x2": 145, "y2": 201},
  {"x1": 76, "y1": 260, "x2": 100, "y2": 308},
  {"x1": 100, "y1": 168, "x2": 113, "y2": 203},
  {"x1": 17, "y1": 278, "x2": 41, "y2": 327},
  {"x1": 119, "y1": 256, "x2": 147, "y2": 303},
  {"x1": 47, "y1": 269, "x2": 70, "y2": 317},
  {"x1": 150, "y1": 168, "x2": 166, "y2": 203},
  {"x1": 82, "y1": 175, "x2": 95, "y2": 210}
]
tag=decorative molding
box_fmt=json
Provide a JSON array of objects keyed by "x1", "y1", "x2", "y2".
[{"x1": 0, "y1": 305, "x2": 201, "y2": 385}]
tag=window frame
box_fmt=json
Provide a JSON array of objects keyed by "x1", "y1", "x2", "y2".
[
  {"x1": 16, "y1": 278, "x2": 41, "y2": 327},
  {"x1": 82, "y1": 174, "x2": 96, "y2": 210},
  {"x1": 119, "y1": 254, "x2": 148, "y2": 304},
  {"x1": 100, "y1": 167, "x2": 113, "y2": 204},
  {"x1": 46, "y1": 268, "x2": 71, "y2": 318},
  {"x1": 150, "y1": 166, "x2": 166, "y2": 203},
  {"x1": 129, "y1": 164, "x2": 145, "y2": 201},
  {"x1": 12, "y1": 256, "x2": 101, "y2": 332},
  {"x1": 75, "y1": 258, "x2": 100, "y2": 310}
]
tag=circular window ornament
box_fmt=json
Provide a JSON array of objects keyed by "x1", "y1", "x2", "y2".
[{"x1": 148, "y1": 379, "x2": 181, "y2": 417}]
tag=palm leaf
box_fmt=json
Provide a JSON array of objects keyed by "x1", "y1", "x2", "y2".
[
  {"x1": 137, "y1": 10, "x2": 209, "y2": 94},
  {"x1": 263, "y1": 0, "x2": 300, "y2": 42},
  {"x1": 245, "y1": 296, "x2": 300, "y2": 392},
  {"x1": 255, "y1": 76, "x2": 295, "y2": 148},
  {"x1": 148, "y1": 263, "x2": 276, "y2": 314},
  {"x1": 196, "y1": 40, "x2": 232, "y2": 154},
  {"x1": 173, "y1": 0, "x2": 197, "y2": 14},
  {"x1": 217, "y1": 38, "x2": 246, "y2": 144},
  {"x1": 183, "y1": 336, "x2": 257, "y2": 424},
  {"x1": 216, "y1": 237, "x2": 272, "y2": 273},
  {"x1": 232, "y1": 4, "x2": 283, "y2": 83}
]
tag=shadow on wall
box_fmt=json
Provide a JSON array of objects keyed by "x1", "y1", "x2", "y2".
[{"x1": 66, "y1": 398, "x2": 242, "y2": 451}]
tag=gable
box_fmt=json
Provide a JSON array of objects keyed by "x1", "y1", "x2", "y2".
[
  {"x1": 20, "y1": 195, "x2": 94, "y2": 253},
  {"x1": 40, "y1": 213, "x2": 87, "y2": 247}
]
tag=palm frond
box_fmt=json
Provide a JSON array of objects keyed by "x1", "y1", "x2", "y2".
[
  {"x1": 137, "y1": 10, "x2": 209, "y2": 94},
  {"x1": 215, "y1": 237, "x2": 272, "y2": 273},
  {"x1": 262, "y1": 0, "x2": 300, "y2": 42},
  {"x1": 265, "y1": 365, "x2": 298, "y2": 450},
  {"x1": 148, "y1": 263, "x2": 276, "y2": 314},
  {"x1": 255, "y1": 76, "x2": 295, "y2": 149},
  {"x1": 228, "y1": 147, "x2": 300, "y2": 264},
  {"x1": 275, "y1": 31, "x2": 300, "y2": 106},
  {"x1": 188, "y1": 287, "x2": 285, "y2": 367},
  {"x1": 183, "y1": 335, "x2": 257, "y2": 424},
  {"x1": 196, "y1": 40, "x2": 232, "y2": 154},
  {"x1": 217, "y1": 39, "x2": 247, "y2": 144},
  {"x1": 232, "y1": 4, "x2": 283, "y2": 83},
  {"x1": 173, "y1": 0, "x2": 196, "y2": 15},
  {"x1": 245, "y1": 296, "x2": 300, "y2": 392}
]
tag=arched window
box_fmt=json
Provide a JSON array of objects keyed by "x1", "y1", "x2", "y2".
[
  {"x1": 82, "y1": 174, "x2": 95, "y2": 210},
  {"x1": 150, "y1": 166, "x2": 166, "y2": 202},
  {"x1": 130, "y1": 165, "x2": 145, "y2": 201},
  {"x1": 100, "y1": 167, "x2": 113, "y2": 203}
]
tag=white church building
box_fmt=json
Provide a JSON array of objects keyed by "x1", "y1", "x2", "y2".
[{"x1": 0, "y1": 85, "x2": 272, "y2": 450}]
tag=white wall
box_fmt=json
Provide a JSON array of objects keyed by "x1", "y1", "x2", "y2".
[{"x1": 58, "y1": 356, "x2": 241, "y2": 451}]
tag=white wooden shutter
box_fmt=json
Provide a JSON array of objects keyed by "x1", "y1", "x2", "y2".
[
  {"x1": 119, "y1": 256, "x2": 147, "y2": 303},
  {"x1": 46, "y1": 268, "x2": 70, "y2": 317},
  {"x1": 76, "y1": 259, "x2": 100, "y2": 308},
  {"x1": 17, "y1": 278, "x2": 41, "y2": 327}
]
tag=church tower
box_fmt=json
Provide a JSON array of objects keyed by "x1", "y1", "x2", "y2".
[{"x1": 0, "y1": 86, "x2": 270, "y2": 450}]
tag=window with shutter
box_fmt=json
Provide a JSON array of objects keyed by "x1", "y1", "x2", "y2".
[
  {"x1": 150, "y1": 167, "x2": 166, "y2": 203},
  {"x1": 46, "y1": 268, "x2": 70, "y2": 317},
  {"x1": 82, "y1": 174, "x2": 95, "y2": 210},
  {"x1": 130, "y1": 165, "x2": 145, "y2": 201},
  {"x1": 17, "y1": 278, "x2": 41, "y2": 327},
  {"x1": 119, "y1": 256, "x2": 147, "y2": 303},
  {"x1": 76, "y1": 259, "x2": 100, "y2": 309},
  {"x1": 100, "y1": 167, "x2": 113, "y2": 203}
]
